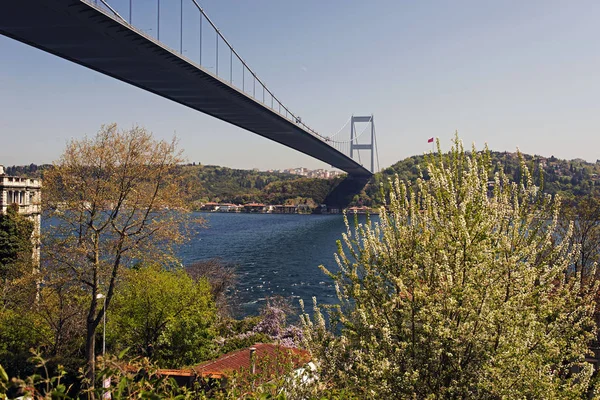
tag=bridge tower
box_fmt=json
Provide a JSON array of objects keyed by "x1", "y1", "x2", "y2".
[{"x1": 349, "y1": 115, "x2": 377, "y2": 173}]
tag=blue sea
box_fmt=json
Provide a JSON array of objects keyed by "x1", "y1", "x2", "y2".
[{"x1": 179, "y1": 212, "x2": 370, "y2": 317}]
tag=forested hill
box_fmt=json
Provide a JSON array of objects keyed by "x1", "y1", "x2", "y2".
[
  {"x1": 6, "y1": 151, "x2": 600, "y2": 209},
  {"x1": 179, "y1": 164, "x2": 343, "y2": 208},
  {"x1": 3, "y1": 163, "x2": 342, "y2": 207},
  {"x1": 349, "y1": 151, "x2": 600, "y2": 207}
]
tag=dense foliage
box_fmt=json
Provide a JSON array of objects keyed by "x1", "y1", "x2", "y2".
[
  {"x1": 302, "y1": 137, "x2": 598, "y2": 398},
  {"x1": 180, "y1": 164, "x2": 297, "y2": 204},
  {"x1": 0, "y1": 204, "x2": 33, "y2": 280},
  {"x1": 0, "y1": 204, "x2": 42, "y2": 378},
  {"x1": 179, "y1": 164, "x2": 341, "y2": 208},
  {"x1": 0, "y1": 310, "x2": 50, "y2": 379},
  {"x1": 352, "y1": 151, "x2": 600, "y2": 207},
  {"x1": 108, "y1": 264, "x2": 217, "y2": 368},
  {"x1": 0, "y1": 354, "x2": 355, "y2": 400}
]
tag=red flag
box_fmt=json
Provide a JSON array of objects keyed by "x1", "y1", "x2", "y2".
[{"x1": 427, "y1": 137, "x2": 434, "y2": 143}]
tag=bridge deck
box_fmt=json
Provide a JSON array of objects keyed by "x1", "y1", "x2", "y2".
[{"x1": 0, "y1": 0, "x2": 372, "y2": 178}]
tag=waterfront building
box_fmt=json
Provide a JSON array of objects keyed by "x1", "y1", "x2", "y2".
[
  {"x1": 199, "y1": 202, "x2": 219, "y2": 211},
  {"x1": 297, "y1": 204, "x2": 311, "y2": 213},
  {"x1": 272, "y1": 205, "x2": 299, "y2": 214},
  {"x1": 0, "y1": 165, "x2": 42, "y2": 263},
  {"x1": 243, "y1": 203, "x2": 266, "y2": 213},
  {"x1": 216, "y1": 203, "x2": 241, "y2": 212},
  {"x1": 347, "y1": 205, "x2": 370, "y2": 214}
]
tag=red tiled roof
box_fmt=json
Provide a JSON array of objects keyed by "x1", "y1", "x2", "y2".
[{"x1": 193, "y1": 343, "x2": 310, "y2": 379}]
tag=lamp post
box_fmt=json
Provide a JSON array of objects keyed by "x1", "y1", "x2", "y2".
[
  {"x1": 96, "y1": 293, "x2": 106, "y2": 357},
  {"x1": 96, "y1": 293, "x2": 111, "y2": 398}
]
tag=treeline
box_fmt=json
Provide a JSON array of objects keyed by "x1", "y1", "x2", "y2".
[{"x1": 3, "y1": 164, "x2": 49, "y2": 178}]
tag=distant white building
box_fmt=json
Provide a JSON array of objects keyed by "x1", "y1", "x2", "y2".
[
  {"x1": 282, "y1": 167, "x2": 342, "y2": 178},
  {"x1": 0, "y1": 165, "x2": 42, "y2": 263}
]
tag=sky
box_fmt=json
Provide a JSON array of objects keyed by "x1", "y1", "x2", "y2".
[{"x1": 1, "y1": 0, "x2": 600, "y2": 171}]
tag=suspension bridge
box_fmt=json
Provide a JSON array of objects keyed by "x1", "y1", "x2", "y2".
[{"x1": 0, "y1": 0, "x2": 379, "y2": 185}]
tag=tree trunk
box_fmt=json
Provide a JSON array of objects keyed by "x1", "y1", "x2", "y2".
[{"x1": 86, "y1": 320, "x2": 96, "y2": 398}]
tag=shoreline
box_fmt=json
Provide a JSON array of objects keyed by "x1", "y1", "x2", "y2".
[{"x1": 193, "y1": 209, "x2": 378, "y2": 215}]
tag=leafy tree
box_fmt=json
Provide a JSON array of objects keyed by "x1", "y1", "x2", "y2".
[
  {"x1": 109, "y1": 264, "x2": 217, "y2": 368},
  {"x1": 0, "y1": 203, "x2": 34, "y2": 281},
  {"x1": 42, "y1": 124, "x2": 192, "y2": 385},
  {"x1": 35, "y1": 272, "x2": 87, "y2": 360},
  {"x1": 302, "y1": 137, "x2": 597, "y2": 398},
  {"x1": 559, "y1": 194, "x2": 600, "y2": 362},
  {"x1": 0, "y1": 309, "x2": 50, "y2": 378},
  {"x1": 559, "y1": 194, "x2": 600, "y2": 282},
  {"x1": 186, "y1": 258, "x2": 237, "y2": 315},
  {"x1": 0, "y1": 205, "x2": 44, "y2": 378}
]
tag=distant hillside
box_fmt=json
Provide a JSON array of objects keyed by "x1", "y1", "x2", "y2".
[
  {"x1": 179, "y1": 164, "x2": 344, "y2": 208},
  {"x1": 349, "y1": 151, "x2": 600, "y2": 207},
  {"x1": 3, "y1": 163, "x2": 342, "y2": 208},
  {"x1": 8, "y1": 152, "x2": 600, "y2": 210}
]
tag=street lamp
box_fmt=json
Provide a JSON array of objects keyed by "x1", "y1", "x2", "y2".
[
  {"x1": 96, "y1": 293, "x2": 111, "y2": 399},
  {"x1": 96, "y1": 293, "x2": 106, "y2": 357}
]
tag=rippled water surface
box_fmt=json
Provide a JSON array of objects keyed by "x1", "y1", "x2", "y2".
[{"x1": 179, "y1": 212, "x2": 370, "y2": 317}]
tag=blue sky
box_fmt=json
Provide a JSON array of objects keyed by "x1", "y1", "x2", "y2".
[{"x1": 1, "y1": 0, "x2": 600, "y2": 170}]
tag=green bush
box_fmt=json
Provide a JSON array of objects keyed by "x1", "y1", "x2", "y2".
[{"x1": 108, "y1": 264, "x2": 218, "y2": 368}]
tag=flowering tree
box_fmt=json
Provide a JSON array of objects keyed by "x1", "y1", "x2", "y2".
[{"x1": 302, "y1": 136, "x2": 597, "y2": 398}]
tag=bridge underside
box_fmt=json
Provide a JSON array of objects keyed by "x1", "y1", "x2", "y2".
[
  {"x1": 0, "y1": 0, "x2": 372, "y2": 179},
  {"x1": 322, "y1": 175, "x2": 370, "y2": 209}
]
